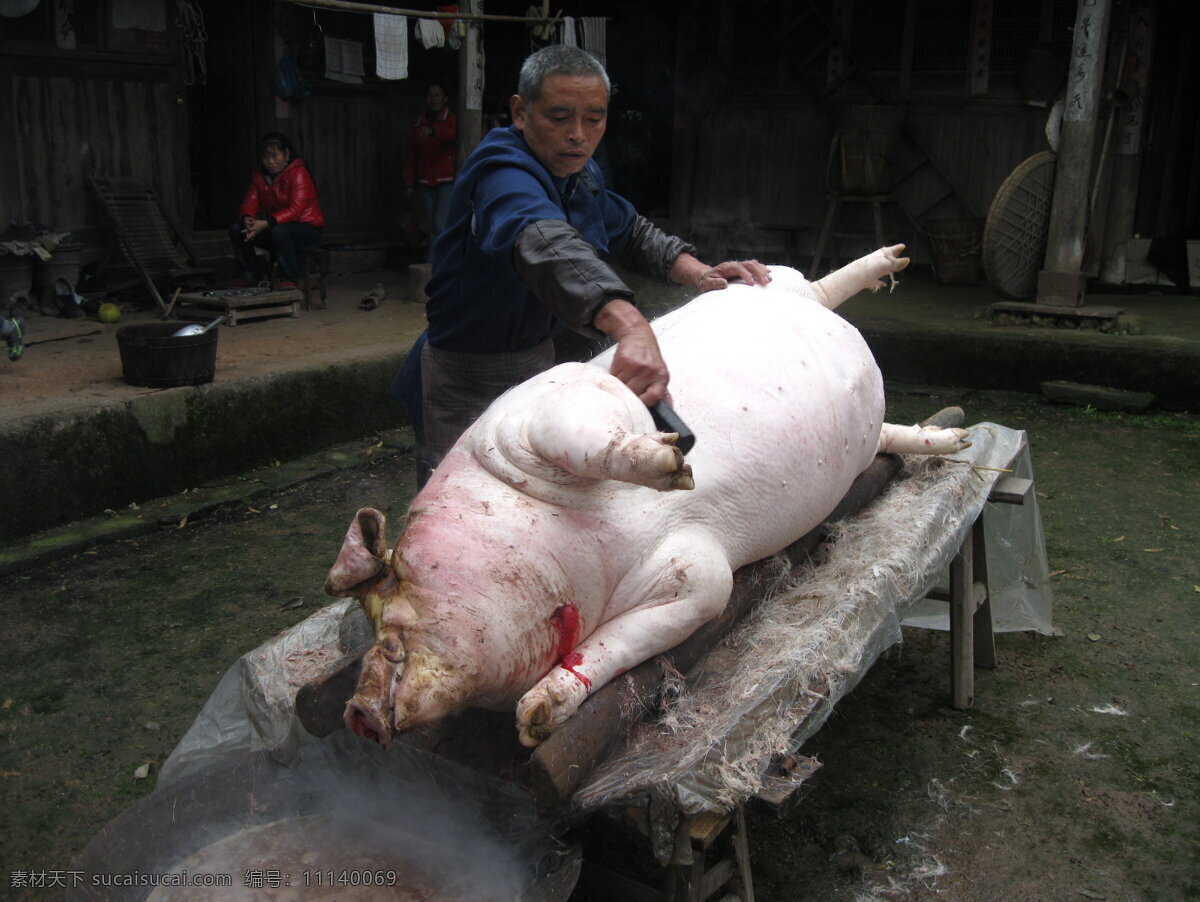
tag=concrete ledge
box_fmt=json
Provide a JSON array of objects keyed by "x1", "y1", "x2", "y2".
[
  {"x1": 859, "y1": 324, "x2": 1198, "y2": 413},
  {"x1": 0, "y1": 349, "x2": 409, "y2": 543},
  {"x1": 0, "y1": 429, "x2": 414, "y2": 577}
]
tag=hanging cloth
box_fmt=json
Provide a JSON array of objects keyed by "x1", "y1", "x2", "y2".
[
  {"x1": 581, "y1": 16, "x2": 606, "y2": 70},
  {"x1": 416, "y1": 17, "x2": 445, "y2": 49},
  {"x1": 374, "y1": 14, "x2": 408, "y2": 80},
  {"x1": 559, "y1": 15, "x2": 577, "y2": 47}
]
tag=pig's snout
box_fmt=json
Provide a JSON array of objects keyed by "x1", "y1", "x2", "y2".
[
  {"x1": 344, "y1": 642, "x2": 405, "y2": 746},
  {"x1": 344, "y1": 695, "x2": 394, "y2": 746}
]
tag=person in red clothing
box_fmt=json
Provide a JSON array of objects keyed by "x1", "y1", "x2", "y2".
[
  {"x1": 404, "y1": 83, "x2": 457, "y2": 259},
  {"x1": 230, "y1": 132, "x2": 324, "y2": 289}
]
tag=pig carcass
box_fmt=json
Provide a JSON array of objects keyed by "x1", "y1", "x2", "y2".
[{"x1": 327, "y1": 245, "x2": 968, "y2": 748}]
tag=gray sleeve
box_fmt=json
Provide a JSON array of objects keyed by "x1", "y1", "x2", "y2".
[
  {"x1": 513, "y1": 219, "x2": 636, "y2": 339},
  {"x1": 615, "y1": 215, "x2": 697, "y2": 282}
]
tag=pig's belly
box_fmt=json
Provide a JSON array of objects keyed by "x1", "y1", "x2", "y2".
[{"x1": 599, "y1": 287, "x2": 883, "y2": 567}]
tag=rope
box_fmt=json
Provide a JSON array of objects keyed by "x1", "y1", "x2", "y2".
[{"x1": 176, "y1": 0, "x2": 208, "y2": 86}]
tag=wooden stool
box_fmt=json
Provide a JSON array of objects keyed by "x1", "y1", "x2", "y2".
[
  {"x1": 666, "y1": 808, "x2": 755, "y2": 902},
  {"x1": 924, "y1": 471, "x2": 1033, "y2": 709},
  {"x1": 298, "y1": 247, "x2": 328, "y2": 310},
  {"x1": 270, "y1": 246, "x2": 328, "y2": 310}
]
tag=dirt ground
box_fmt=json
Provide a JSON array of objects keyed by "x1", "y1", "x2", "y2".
[
  {"x1": 0, "y1": 380, "x2": 1196, "y2": 901},
  {"x1": 0, "y1": 270, "x2": 430, "y2": 425}
]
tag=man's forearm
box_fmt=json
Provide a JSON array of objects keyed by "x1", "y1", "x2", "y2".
[
  {"x1": 668, "y1": 252, "x2": 710, "y2": 289},
  {"x1": 592, "y1": 298, "x2": 649, "y2": 340}
]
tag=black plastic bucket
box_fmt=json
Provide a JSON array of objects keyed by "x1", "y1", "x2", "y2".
[{"x1": 116, "y1": 323, "x2": 218, "y2": 387}]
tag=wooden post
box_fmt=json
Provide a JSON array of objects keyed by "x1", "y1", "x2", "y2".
[
  {"x1": 1100, "y1": 2, "x2": 1156, "y2": 284},
  {"x1": 1038, "y1": 0, "x2": 1113, "y2": 306},
  {"x1": 456, "y1": 0, "x2": 485, "y2": 169},
  {"x1": 948, "y1": 523, "x2": 976, "y2": 709}
]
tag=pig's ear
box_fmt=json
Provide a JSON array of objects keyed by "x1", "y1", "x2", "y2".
[{"x1": 325, "y1": 508, "x2": 390, "y2": 596}]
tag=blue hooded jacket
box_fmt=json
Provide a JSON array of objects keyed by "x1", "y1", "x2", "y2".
[{"x1": 424, "y1": 125, "x2": 640, "y2": 354}]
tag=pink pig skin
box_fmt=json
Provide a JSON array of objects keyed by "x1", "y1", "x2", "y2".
[{"x1": 327, "y1": 246, "x2": 969, "y2": 747}]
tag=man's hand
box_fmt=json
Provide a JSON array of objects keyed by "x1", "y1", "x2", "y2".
[
  {"x1": 669, "y1": 253, "x2": 772, "y2": 293},
  {"x1": 593, "y1": 299, "x2": 669, "y2": 405}
]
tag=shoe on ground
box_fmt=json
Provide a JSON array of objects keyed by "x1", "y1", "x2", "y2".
[
  {"x1": 226, "y1": 277, "x2": 255, "y2": 288},
  {"x1": 277, "y1": 279, "x2": 299, "y2": 291},
  {"x1": 5, "y1": 317, "x2": 25, "y2": 361},
  {"x1": 359, "y1": 282, "x2": 386, "y2": 311}
]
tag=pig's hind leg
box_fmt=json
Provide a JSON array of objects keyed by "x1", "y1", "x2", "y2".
[
  {"x1": 515, "y1": 531, "x2": 733, "y2": 746},
  {"x1": 520, "y1": 383, "x2": 695, "y2": 491},
  {"x1": 877, "y1": 422, "x2": 971, "y2": 455},
  {"x1": 811, "y1": 244, "x2": 910, "y2": 310}
]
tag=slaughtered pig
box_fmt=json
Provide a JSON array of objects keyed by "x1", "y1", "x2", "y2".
[{"x1": 327, "y1": 245, "x2": 969, "y2": 748}]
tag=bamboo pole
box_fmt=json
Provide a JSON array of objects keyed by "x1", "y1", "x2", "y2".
[{"x1": 286, "y1": 0, "x2": 557, "y2": 24}]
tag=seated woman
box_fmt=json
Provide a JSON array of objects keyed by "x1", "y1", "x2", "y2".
[{"x1": 229, "y1": 132, "x2": 324, "y2": 289}]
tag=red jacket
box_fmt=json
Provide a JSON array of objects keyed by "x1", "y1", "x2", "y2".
[
  {"x1": 405, "y1": 107, "x2": 457, "y2": 187},
  {"x1": 239, "y1": 157, "x2": 325, "y2": 227}
]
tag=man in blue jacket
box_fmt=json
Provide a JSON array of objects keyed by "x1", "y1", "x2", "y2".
[{"x1": 396, "y1": 45, "x2": 769, "y2": 483}]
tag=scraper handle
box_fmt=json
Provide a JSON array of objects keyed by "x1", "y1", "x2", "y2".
[{"x1": 649, "y1": 399, "x2": 696, "y2": 455}]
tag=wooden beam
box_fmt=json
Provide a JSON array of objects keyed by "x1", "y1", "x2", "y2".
[{"x1": 1042, "y1": 0, "x2": 1113, "y2": 276}]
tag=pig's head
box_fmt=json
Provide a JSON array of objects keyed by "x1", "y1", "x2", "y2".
[{"x1": 325, "y1": 508, "x2": 472, "y2": 746}]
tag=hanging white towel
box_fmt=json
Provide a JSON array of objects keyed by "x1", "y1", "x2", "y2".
[
  {"x1": 374, "y1": 13, "x2": 408, "y2": 80},
  {"x1": 416, "y1": 17, "x2": 445, "y2": 49},
  {"x1": 581, "y1": 17, "x2": 606, "y2": 70},
  {"x1": 559, "y1": 15, "x2": 577, "y2": 47}
]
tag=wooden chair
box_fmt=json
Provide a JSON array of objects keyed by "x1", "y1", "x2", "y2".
[
  {"x1": 809, "y1": 127, "x2": 900, "y2": 278},
  {"x1": 87, "y1": 174, "x2": 213, "y2": 316}
]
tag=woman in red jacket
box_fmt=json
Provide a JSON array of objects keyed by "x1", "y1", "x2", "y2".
[
  {"x1": 405, "y1": 83, "x2": 457, "y2": 259},
  {"x1": 230, "y1": 132, "x2": 324, "y2": 289}
]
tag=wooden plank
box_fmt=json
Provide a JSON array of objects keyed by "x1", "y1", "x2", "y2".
[
  {"x1": 989, "y1": 475, "x2": 1032, "y2": 504},
  {"x1": 989, "y1": 300, "x2": 1125, "y2": 320}
]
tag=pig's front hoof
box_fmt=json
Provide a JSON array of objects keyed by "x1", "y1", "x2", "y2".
[{"x1": 516, "y1": 673, "x2": 589, "y2": 747}]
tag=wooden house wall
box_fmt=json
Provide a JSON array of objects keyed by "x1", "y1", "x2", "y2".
[
  {"x1": 4, "y1": 65, "x2": 189, "y2": 236},
  {"x1": 286, "y1": 90, "x2": 418, "y2": 240},
  {"x1": 668, "y1": 0, "x2": 1084, "y2": 266}
]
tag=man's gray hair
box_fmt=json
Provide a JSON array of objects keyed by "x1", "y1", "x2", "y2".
[{"x1": 517, "y1": 45, "x2": 610, "y2": 103}]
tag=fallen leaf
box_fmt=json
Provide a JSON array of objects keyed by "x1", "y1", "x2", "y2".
[
  {"x1": 1111, "y1": 536, "x2": 1125, "y2": 542},
  {"x1": 177, "y1": 516, "x2": 188, "y2": 528},
  {"x1": 144, "y1": 721, "x2": 160, "y2": 731},
  {"x1": 1050, "y1": 569, "x2": 1068, "y2": 577},
  {"x1": 280, "y1": 596, "x2": 304, "y2": 611},
  {"x1": 1142, "y1": 548, "x2": 1163, "y2": 552},
  {"x1": 0, "y1": 770, "x2": 21, "y2": 777},
  {"x1": 248, "y1": 507, "x2": 261, "y2": 514},
  {"x1": 1087, "y1": 633, "x2": 1101, "y2": 642},
  {"x1": 133, "y1": 763, "x2": 151, "y2": 780},
  {"x1": 1, "y1": 699, "x2": 11, "y2": 709},
  {"x1": 269, "y1": 504, "x2": 279, "y2": 510}
]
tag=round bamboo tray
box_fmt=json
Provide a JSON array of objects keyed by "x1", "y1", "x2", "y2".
[{"x1": 982, "y1": 151, "x2": 1057, "y2": 300}]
